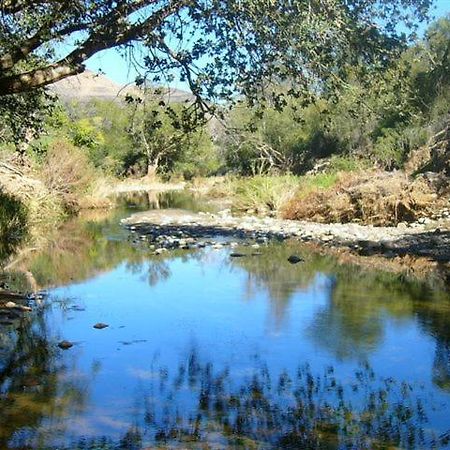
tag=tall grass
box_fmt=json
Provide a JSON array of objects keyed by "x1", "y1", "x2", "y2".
[
  {"x1": 41, "y1": 140, "x2": 96, "y2": 212},
  {"x1": 228, "y1": 173, "x2": 342, "y2": 216}
]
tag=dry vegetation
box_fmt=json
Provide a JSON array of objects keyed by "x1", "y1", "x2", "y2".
[
  {"x1": 282, "y1": 171, "x2": 440, "y2": 225},
  {"x1": 0, "y1": 158, "x2": 64, "y2": 230},
  {"x1": 41, "y1": 141, "x2": 96, "y2": 212},
  {"x1": 0, "y1": 141, "x2": 113, "y2": 256}
]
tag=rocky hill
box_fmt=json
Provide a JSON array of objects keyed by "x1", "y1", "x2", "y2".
[{"x1": 50, "y1": 70, "x2": 193, "y2": 103}]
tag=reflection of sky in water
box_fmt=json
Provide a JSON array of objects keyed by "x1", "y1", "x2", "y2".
[
  {"x1": 35, "y1": 247, "x2": 450, "y2": 445},
  {"x1": 2, "y1": 192, "x2": 450, "y2": 448}
]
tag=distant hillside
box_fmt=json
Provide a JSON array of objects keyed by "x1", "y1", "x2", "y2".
[{"x1": 50, "y1": 70, "x2": 193, "y2": 103}]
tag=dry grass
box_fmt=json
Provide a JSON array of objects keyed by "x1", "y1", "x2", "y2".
[
  {"x1": 0, "y1": 158, "x2": 64, "y2": 223},
  {"x1": 41, "y1": 140, "x2": 95, "y2": 212},
  {"x1": 282, "y1": 171, "x2": 438, "y2": 225}
]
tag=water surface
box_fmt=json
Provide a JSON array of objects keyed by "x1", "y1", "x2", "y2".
[{"x1": 1, "y1": 192, "x2": 450, "y2": 449}]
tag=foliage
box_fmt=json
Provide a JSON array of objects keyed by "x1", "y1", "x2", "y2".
[
  {"x1": 117, "y1": 95, "x2": 219, "y2": 178},
  {"x1": 0, "y1": 0, "x2": 431, "y2": 112},
  {"x1": 41, "y1": 140, "x2": 96, "y2": 212},
  {"x1": 283, "y1": 171, "x2": 436, "y2": 225},
  {"x1": 0, "y1": 90, "x2": 55, "y2": 155},
  {"x1": 0, "y1": 188, "x2": 27, "y2": 263},
  {"x1": 228, "y1": 172, "x2": 341, "y2": 215},
  {"x1": 231, "y1": 175, "x2": 300, "y2": 215},
  {"x1": 221, "y1": 15, "x2": 450, "y2": 175}
]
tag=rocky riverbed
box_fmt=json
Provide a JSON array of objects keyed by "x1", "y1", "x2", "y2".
[{"x1": 122, "y1": 208, "x2": 450, "y2": 263}]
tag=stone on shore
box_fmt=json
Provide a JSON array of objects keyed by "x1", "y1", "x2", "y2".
[{"x1": 287, "y1": 255, "x2": 304, "y2": 264}]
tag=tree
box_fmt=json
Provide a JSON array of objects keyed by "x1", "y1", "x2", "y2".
[
  {"x1": 0, "y1": 0, "x2": 432, "y2": 107},
  {"x1": 126, "y1": 95, "x2": 216, "y2": 177}
]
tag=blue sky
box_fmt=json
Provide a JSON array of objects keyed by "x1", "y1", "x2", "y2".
[{"x1": 85, "y1": 0, "x2": 450, "y2": 88}]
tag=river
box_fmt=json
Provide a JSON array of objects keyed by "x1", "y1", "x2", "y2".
[{"x1": 1, "y1": 191, "x2": 450, "y2": 449}]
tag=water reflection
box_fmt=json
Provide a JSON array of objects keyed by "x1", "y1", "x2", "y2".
[
  {"x1": 112, "y1": 190, "x2": 218, "y2": 214},
  {"x1": 0, "y1": 313, "x2": 89, "y2": 448},
  {"x1": 3, "y1": 191, "x2": 217, "y2": 292},
  {"x1": 126, "y1": 347, "x2": 448, "y2": 449},
  {"x1": 7, "y1": 344, "x2": 447, "y2": 449},
  {"x1": 0, "y1": 192, "x2": 450, "y2": 448}
]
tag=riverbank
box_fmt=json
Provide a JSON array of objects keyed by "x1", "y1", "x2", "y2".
[{"x1": 122, "y1": 208, "x2": 450, "y2": 269}]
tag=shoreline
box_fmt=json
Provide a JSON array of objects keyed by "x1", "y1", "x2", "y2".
[{"x1": 122, "y1": 208, "x2": 450, "y2": 264}]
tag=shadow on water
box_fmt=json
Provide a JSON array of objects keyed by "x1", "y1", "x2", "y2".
[{"x1": 0, "y1": 191, "x2": 450, "y2": 449}]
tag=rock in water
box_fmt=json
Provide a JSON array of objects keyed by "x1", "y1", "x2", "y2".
[
  {"x1": 58, "y1": 340, "x2": 73, "y2": 350},
  {"x1": 287, "y1": 255, "x2": 304, "y2": 264},
  {"x1": 230, "y1": 252, "x2": 246, "y2": 258},
  {"x1": 93, "y1": 322, "x2": 109, "y2": 329}
]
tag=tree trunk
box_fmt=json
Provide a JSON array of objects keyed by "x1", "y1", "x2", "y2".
[{"x1": 147, "y1": 163, "x2": 158, "y2": 179}]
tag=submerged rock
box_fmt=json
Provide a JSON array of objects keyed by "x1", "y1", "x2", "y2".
[{"x1": 58, "y1": 340, "x2": 73, "y2": 350}]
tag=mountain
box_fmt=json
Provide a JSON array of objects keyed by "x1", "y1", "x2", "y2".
[{"x1": 50, "y1": 70, "x2": 193, "y2": 103}]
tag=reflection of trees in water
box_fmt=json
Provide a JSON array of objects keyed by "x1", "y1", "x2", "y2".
[
  {"x1": 114, "y1": 190, "x2": 215, "y2": 214},
  {"x1": 5, "y1": 213, "x2": 204, "y2": 292},
  {"x1": 126, "y1": 259, "x2": 172, "y2": 287},
  {"x1": 141, "y1": 348, "x2": 440, "y2": 449},
  {"x1": 414, "y1": 300, "x2": 450, "y2": 392},
  {"x1": 230, "y1": 244, "x2": 320, "y2": 329},
  {"x1": 231, "y1": 242, "x2": 450, "y2": 388},
  {"x1": 55, "y1": 347, "x2": 449, "y2": 449},
  {"x1": 0, "y1": 314, "x2": 88, "y2": 449}
]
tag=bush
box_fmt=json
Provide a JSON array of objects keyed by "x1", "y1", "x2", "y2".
[
  {"x1": 231, "y1": 175, "x2": 300, "y2": 215},
  {"x1": 41, "y1": 140, "x2": 95, "y2": 212},
  {"x1": 283, "y1": 171, "x2": 436, "y2": 225},
  {"x1": 0, "y1": 188, "x2": 28, "y2": 263}
]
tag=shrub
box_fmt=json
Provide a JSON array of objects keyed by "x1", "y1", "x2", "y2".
[
  {"x1": 231, "y1": 175, "x2": 300, "y2": 215},
  {"x1": 0, "y1": 188, "x2": 28, "y2": 263},
  {"x1": 41, "y1": 140, "x2": 95, "y2": 212},
  {"x1": 283, "y1": 171, "x2": 436, "y2": 225}
]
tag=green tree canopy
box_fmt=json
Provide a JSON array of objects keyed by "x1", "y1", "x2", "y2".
[{"x1": 0, "y1": 0, "x2": 433, "y2": 105}]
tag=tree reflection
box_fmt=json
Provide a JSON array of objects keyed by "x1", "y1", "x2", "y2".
[
  {"x1": 0, "y1": 314, "x2": 88, "y2": 449},
  {"x1": 50, "y1": 346, "x2": 450, "y2": 449},
  {"x1": 138, "y1": 347, "x2": 442, "y2": 449},
  {"x1": 230, "y1": 241, "x2": 450, "y2": 385}
]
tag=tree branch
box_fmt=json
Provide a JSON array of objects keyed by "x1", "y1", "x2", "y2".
[{"x1": 0, "y1": 0, "x2": 189, "y2": 95}]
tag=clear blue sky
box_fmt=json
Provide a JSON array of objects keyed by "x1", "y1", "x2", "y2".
[{"x1": 85, "y1": 0, "x2": 450, "y2": 87}]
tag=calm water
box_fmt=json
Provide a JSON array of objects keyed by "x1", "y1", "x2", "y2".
[{"x1": 1, "y1": 191, "x2": 450, "y2": 449}]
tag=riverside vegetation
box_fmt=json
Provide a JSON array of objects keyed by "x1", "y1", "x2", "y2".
[
  {"x1": 1, "y1": 16, "x2": 449, "y2": 243},
  {"x1": 1, "y1": 4, "x2": 450, "y2": 448}
]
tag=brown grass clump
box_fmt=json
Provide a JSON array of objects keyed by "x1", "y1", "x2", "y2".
[
  {"x1": 282, "y1": 171, "x2": 437, "y2": 226},
  {"x1": 41, "y1": 140, "x2": 95, "y2": 212},
  {"x1": 0, "y1": 157, "x2": 64, "y2": 229}
]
